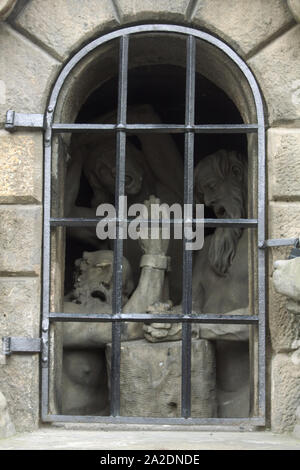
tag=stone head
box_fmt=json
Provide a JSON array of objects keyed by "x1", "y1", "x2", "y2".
[
  {"x1": 194, "y1": 149, "x2": 247, "y2": 220},
  {"x1": 72, "y1": 250, "x2": 134, "y2": 306},
  {"x1": 83, "y1": 137, "x2": 144, "y2": 199}
]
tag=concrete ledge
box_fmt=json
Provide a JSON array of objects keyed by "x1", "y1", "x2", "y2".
[{"x1": 0, "y1": 427, "x2": 300, "y2": 450}]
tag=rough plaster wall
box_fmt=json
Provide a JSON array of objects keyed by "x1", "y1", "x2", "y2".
[{"x1": 0, "y1": 0, "x2": 299, "y2": 432}]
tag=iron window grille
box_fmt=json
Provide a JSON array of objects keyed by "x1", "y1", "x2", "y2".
[{"x1": 41, "y1": 25, "x2": 266, "y2": 426}]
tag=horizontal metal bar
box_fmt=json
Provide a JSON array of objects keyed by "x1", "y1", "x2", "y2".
[
  {"x1": 49, "y1": 312, "x2": 258, "y2": 323},
  {"x1": 2, "y1": 336, "x2": 41, "y2": 355},
  {"x1": 5, "y1": 110, "x2": 44, "y2": 131},
  {"x1": 260, "y1": 237, "x2": 299, "y2": 248},
  {"x1": 50, "y1": 217, "x2": 258, "y2": 227},
  {"x1": 51, "y1": 123, "x2": 258, "y2": 134},
  {"x1": 43, "y1": 414, "x2": 265, "y2": 426}
]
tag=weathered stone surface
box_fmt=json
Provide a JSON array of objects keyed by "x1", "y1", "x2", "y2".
[
  {"x1": 14, "y1": 0, "x2": 117, "y2": 61},
  {"x1": 0, "y1": 356, "x2": 39, "y2": 432},
  {"x1": 269, "y1": 202, "x2": 300, "y2": 241},
  {"x1": 0, "y1": 130, "x2": 42, "y2": 203},
  {"x1": 271, "y1": 352, "x2": 300, "y2": 432},
  {"x1": 0, "y1": 277, "x2": 41, "y2": 432},
  {"x1": 293, "y1": 405, "x2": 300, "y2": 438},
  {"x1": 106, "y1": 339, "x2": 217, "y2": 418},
  {"x1": 273, "y1": 257, "x2": 300, "y2": 303},
  {"x1": 268, "y1": 129, "x2": 300, "y2": 201},
  {"x1": 268, "y1": 202, "x2": 300, "y2": 351},
  {"x1": 0, "y1": 205, "x2": 42, "y2": 274},
  {"x1": 269, "y1": 277, "x2": 300, "y2": 352},
  {"x1": 0, "y1": 277, "x2": 41, "y2": 338},
  {"x1": 0, "y1": 22, "x2": 60, "y2": 125},
  {"x1": 62, "y1": 350, "x2": 108, "y2": 415},
  {"x1": 0, "y1": 390, "x2": 15, "y2": 438},
  {"x1": 0, "y1": 0, "x2": 17, "y2": 21},
  {"x1": 192, "y1": 0, "x2": 293, "y2": 57},
  {"x1": 249, "y1": 25, "x2": 300, "y2": 125},
  {"x1": 288, "y1": 0, "x2": 300, "y2": 23},
  {"x1": 117, "y1": 0, "x2": 188, "y2": 22}
]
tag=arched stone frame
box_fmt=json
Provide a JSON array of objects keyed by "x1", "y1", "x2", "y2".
[{"x1": 41, "y1": 24, "x2": 266, "y2": 425}]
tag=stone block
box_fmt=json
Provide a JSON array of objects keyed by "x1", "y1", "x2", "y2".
[
  {"x1": 0, "y1": 130, "x2": 42, "y2": 203},
  {"x1": 0, "y1": 277, "x2": 41, "y2": 432},
  {"x1": 14, "y1": 0, "x2": 117, "y2": 61},
  {"x1": 0, "y1": 391, "x2": 15, "y2": 439},
  {"x1": 268, "y1": 203, "x2": 300, "y2": 351},
  {"x1": 0, "y1": 205, "x2": 42, "y2": 275},
  {"x1": 271, "y1": 352, "x2": 300, "y2": 432},
  {"x1": 0, "y1": 355, "x2": 39, "y2": 432},
  {"x1": 268, "y1": 277, "x2": 300, "y2": 353},
  {"x1": 0, "y1": 277, "x2": 41, "y2": 338},
  {"x1": 268, "y1": 129, "x2": 300, "y2": 201},
  {"x1": 249, "y1": 25, "x2": 300, "y2": 125},
  {"x1": 192, "y1": 0, "x2": 293, "y2": 57},
  {"x1": 117, "y1": 0, "x2": 188, "y2": 22},
  {"x1": 106, "y1": 339, "x2": 217, "y2": 418},
  {"x1": 0, "y1": 22, "x2": 60, "y2": 125},
  {"x1": 269, "y1": 202, "x2": 300, "y2": 240}
]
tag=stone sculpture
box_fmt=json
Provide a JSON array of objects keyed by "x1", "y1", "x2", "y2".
[
  {"x1": 143, "y1": 150, "x2": 250, "y2": 417},
  {"x1": 272, "y1": 254, "x2": 300, "y2": 437},
  {"x1": 65, "y1": 104, "x2": 183, "y2": 303},
  {"x1": 62, "y1": 196, "x2": 171, "y2": 414}
]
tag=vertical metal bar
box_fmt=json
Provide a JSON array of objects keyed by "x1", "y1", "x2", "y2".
[
  {"x1": 257, "y1": 108, "x2": 266, "y2": 418},
  {"x1": 181, "y1": 35, "x2": 196, "y2": 419},
  {"x1": 41, "y1": 118, "x2": 52, "y2": 420},
  {"x1": 110, "y1": 35, "x2": 129, "y2": 417}
]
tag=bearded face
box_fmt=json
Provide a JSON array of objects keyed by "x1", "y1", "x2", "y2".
[{"x1": 194, "y1": 150, "x2": 247, "y2": 276}]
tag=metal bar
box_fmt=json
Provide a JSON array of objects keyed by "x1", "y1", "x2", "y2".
[
  {"x1": 2, "y1": 337, "x2": 41, "y2": 355},
  {"x1": 49, "y1": 312, "x2": 258, "y2": 323},
  {"x1": 51, "y1": 123, "x2": 258, "y2": 134},
  {"x1": 257, "y1": 104, "x2": 266, "y2": 420},
  {"x1": 181, "y1": 35, "x2": 196, "y2": 420},
  {"x1": 110, "y1": 34, "x2": 129, "y2": 417},
  {"x1": 43, "y1": 414, "x2": 265, "y2": 426},
  {"x1": 41, "y1": 109, "x2": 53, "y2": 421},
  {"x1": 260, "y1": 238, "x2": 299, "y2": 248},
  {"x1": 50, "y1": 217, "x2": 258, "y2": 227},
  {"x1": 5, "y1": 110, "x2": 44, "y2": 132}
]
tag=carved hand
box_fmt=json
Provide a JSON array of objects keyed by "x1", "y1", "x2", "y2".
[
  {"x1": 138, "y1": 195, "x2": 170, "y2": 255},
  {"x1": 143, "y1": 302, "x2": 182, "y2": 342}
]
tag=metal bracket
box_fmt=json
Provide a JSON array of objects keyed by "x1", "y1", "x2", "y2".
[
  {"x1": 5, "y1": 110, "x2": 44, "y2": 132},
  {"x1": 2, "y1": 337, "x2": 41, "y2": 356},
  {"x1": 259, "y1": 237, "x2": 299, "y2": 249}
]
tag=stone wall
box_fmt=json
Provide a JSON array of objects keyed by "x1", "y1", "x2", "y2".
[{"x1": 0, "y1": 0, "x2": 299, "y2": 432}]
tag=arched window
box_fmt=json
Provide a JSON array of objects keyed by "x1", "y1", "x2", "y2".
[{"x1": 42, "y1": 25, "x2": 266, "y2": 425}]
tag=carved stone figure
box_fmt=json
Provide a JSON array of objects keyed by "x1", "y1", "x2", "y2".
[
  {"x1": 272, "y1": 254, "x2": 300, "y2": 437},
  {"x1": 65, "y1": 105, "x2": 183, "y2": 303},
  {"x1": 62, "y1": 196, "x2": 171, "y2": 414},
  {"x1": 143, "y1": 149, "x2": 250, "y2": 417}
]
